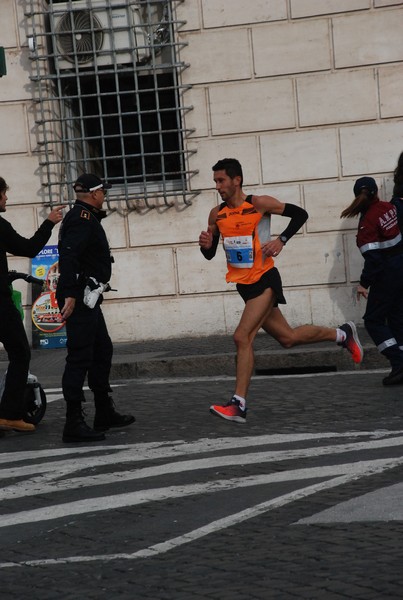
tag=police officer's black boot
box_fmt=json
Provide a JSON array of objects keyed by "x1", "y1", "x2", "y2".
[
  {"x1": 93, "y1": 393, "x2": 135, "y2": 431},
  {"x1": 381, "y1": 346, "x2": 403, "y2": 386},
  {"x1": 63, "y1": 403, "x2": 106, "y2": 443}
]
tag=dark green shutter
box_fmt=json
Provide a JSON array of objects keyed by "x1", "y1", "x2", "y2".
[{"x1": 0, "y1": 47, "x2": 6, "y2": 77}]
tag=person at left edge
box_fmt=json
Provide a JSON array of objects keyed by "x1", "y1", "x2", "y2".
[
  {"x1": 56, "y1": 173, "x2": 135, "y2": 443},
  {"x1": 0, "y1": 176, "x2": 63, "y2": 433}
]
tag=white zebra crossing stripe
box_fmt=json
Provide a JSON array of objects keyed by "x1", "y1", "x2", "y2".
[{"x1": 1, "y1": 430, "x2": 403, "y2": 568}]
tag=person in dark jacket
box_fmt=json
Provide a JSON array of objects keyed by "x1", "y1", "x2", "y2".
[
  {"x1": 390, "y1": 151, "x2": 403, "y2": 231},
  {"x1": 392, "y1": 151, "x2": 403, "y2": 199},
  {"x1": 0, "y1": 176, "x2": 63, "y2": 433},
  {"x1": 341, "y1": 176, "x2": 403, "y2": 385},
  {"x1": 56, "y1": 173, "x2": 135, "y2": 443}
]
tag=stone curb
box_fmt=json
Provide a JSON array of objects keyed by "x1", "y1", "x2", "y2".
[{"x1": 109, "y1": 344, "x2": 388, "y2": 380}]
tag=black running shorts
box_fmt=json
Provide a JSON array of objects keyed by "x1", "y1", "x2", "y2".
[{"x1": 236, "y1": 267, "x2": 286, "y2": 305}]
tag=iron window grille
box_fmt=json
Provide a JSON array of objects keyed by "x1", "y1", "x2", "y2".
[{"x1": 25, "y1": 0, "x2": 199, "y2": 208}]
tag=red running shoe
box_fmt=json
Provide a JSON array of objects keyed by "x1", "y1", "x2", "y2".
[
  {"x1": 210, "y1": 399, "x2": 246, "y2": 424},
  {"x1": 338, "y1": 321, "x2": 364, "y2": 364}
]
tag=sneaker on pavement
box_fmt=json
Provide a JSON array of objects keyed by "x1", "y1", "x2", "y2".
[
  {"x1": 383, "y1": 364, "x2": 403, "y2": 386},
  {"x1": 210, "y1": 399, "x2": 246, "y2": 424},
  {"x1": 0, "y1": 418, "x2": 35, "y2": 432},
  {"x1": 338, "y1": 321, "x2": 364, "y2": 364}
]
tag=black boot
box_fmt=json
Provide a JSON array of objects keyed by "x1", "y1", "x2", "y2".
[
  {"x1": 381, "y1": 347, "x2": 403, "y2": 385},
  {"x1": 93, "y1": 395, "x2": 135, "y2": 431},
  {"x1": 63, "y1": 405, "x2": 105, "y2": 443},
  {"x1": 383, "y1": 364, "x2": 403, "y2": 386}
]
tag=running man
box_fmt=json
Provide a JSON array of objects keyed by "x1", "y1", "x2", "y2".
[{"x1": 199, "y1": 158, "x2": 363, "y2": 423}]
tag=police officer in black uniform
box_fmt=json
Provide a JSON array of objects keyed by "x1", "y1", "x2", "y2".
[
  {"x1": 57, "y1": 173, "x2": 135, "y2": 443},
  {"x1": 0, "y1": 176, "x2": 63, "y2": 433}
]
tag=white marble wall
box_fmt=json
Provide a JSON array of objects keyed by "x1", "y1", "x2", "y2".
[{"x1": 1, "y1": 1, "x2": 403, "y2": 341}]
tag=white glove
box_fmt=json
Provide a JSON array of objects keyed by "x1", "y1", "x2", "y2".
[{"x1": 83, "y1": 277, "x2": 111, "y2": 309}]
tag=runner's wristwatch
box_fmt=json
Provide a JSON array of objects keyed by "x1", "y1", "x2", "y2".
[{"x1": 279, "y1": 235, "x2": 288, "y2": 245}]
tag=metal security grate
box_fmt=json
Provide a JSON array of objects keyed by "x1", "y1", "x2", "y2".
[{"x1": 25, "y1": 0, "x2": 198, "y2": 208}]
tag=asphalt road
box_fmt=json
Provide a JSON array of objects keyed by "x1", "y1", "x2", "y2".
[{"x1": 1, "y1": 368, "x2": 403, "y2": 600}]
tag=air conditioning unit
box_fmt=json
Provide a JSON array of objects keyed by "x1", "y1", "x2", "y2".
[{"x1": 51, "y1": 0, "x2": 150, "y2": 70}]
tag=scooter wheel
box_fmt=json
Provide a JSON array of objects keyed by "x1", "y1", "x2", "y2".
[{"x1": 24, "y1": 385, "x2": 47, "y2": 425}]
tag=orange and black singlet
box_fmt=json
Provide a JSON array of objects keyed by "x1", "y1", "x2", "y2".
[{"x1": 216, "y1": 195, "x2": 274, "y2": 284}]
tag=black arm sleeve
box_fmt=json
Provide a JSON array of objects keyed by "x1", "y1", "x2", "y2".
[
  {"x1": 200, "y1": 234, "x2": 220, "y2": 260},
  {"x1": 280, "y1": 203, "x2": 308, "y2": 241},
  {"x1": 0, "y1": 218, "x2": 54, "y2": 258}
]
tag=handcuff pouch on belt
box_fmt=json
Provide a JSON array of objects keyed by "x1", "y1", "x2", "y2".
[{"x1": 83, "y1": 277, "x2": 111, "y2": 309}]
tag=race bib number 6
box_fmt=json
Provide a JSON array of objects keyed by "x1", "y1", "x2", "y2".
[{"x1": 224, "y1": 235, "x2": 253, "y2": 268}]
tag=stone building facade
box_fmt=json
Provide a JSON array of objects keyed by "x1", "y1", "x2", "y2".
[{"x1": 1, "y1": 0, "x2": 403, "y2": 342}]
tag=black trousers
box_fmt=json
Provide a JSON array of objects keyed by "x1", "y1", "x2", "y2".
[
  {"x1": 363, "y1": 254, "x2": 403, "y2": 367},
  {"x1": 62, "y1": 300, "x2": 113, "y2": 409},
  {"x1": 0, "y1": 297, "x2": 31, "y2": 420}
]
